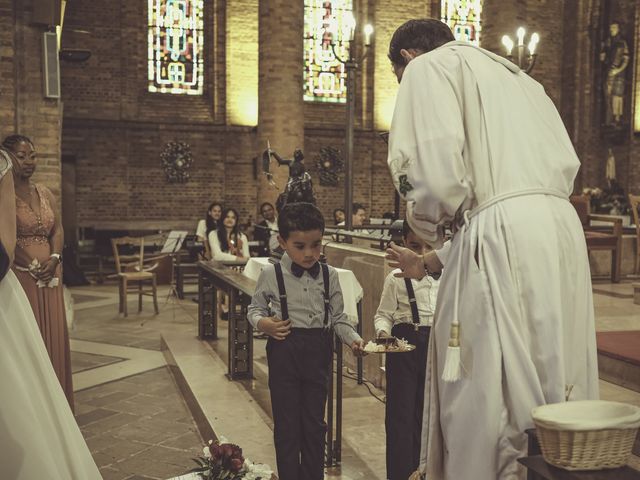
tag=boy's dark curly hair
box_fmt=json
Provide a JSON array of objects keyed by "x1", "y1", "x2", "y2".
[{"x1": 277, "y1": 203, "x2": 325, "y2": 240}]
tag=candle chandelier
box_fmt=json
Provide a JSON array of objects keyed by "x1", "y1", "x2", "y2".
[{"x1": 501, "y1": 27, "x2": 540, "y2": 74}]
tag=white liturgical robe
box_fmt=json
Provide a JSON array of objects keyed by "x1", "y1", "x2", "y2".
[{"x1": 388, "y1": 41, "x2": 599, "y2": 480}]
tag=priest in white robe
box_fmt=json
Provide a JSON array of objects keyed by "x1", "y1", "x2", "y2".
[{"x1": 384, "y1": 19, "x2": 599, "y2": 480}]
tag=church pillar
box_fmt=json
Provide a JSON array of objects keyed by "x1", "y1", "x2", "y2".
[{"x1": 257, "y1": 0, "x2": 305, "y2": 209}]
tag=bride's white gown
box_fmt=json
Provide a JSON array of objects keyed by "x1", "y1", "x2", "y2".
[{"x1": 0, "y1": 270, "x2": 101, "y2": 479}]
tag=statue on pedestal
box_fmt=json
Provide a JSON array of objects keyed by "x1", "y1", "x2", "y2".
[
  {"x1": 605, "y1": 148, "x2": 616, "y2": 187},
  {"x1": 262, "y1": 142, "x2": 316, "y2": 213},
  {"x1": 600, "y1": 21, "x2": 630, "y2": 126},
  {"x1": 598, "y1": 147, "x2": 628, "y2": 215}
]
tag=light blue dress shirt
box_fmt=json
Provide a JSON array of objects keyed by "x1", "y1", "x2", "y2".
[{"x1": 247, "y1": 253, "x2": 361, "y2": 345}]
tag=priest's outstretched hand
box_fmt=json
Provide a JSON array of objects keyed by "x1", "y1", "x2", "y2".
[{"x1": 385, "y1": 241, "x2": 442, "y2": 279}]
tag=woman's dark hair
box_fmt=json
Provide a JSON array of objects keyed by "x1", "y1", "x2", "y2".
[
  {"x1": 278, "y1": 203, "x2": 324, "y2": 240},
  {"x1": 333, "y1": 208, "x2": 344, "y2": 223},
  {"x1": 2, "y1": 134, "x2": 34, "y2": 152},
  {"x1": 388, "y1": 18, "x2": 455, "y2": 66},
  {"x1": 216, "y1": 207, "x2": 240, "y2": 252},
  {"x1": 206, "y1": 202, "x2": 223, "y2": 235}
]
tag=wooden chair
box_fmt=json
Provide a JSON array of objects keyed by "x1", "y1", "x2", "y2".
[
  {"x1": 570, "y1": 195, "x2": 622, "y2": 283},
  {"x1": 629, "y1": 194, "x2": 640, "y2": 275},
  {"x1": 111, "y1": 236, "x2": 159, "y2": 317}
]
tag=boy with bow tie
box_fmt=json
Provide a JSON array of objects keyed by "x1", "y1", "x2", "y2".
[
  {"x1": 375, "y1": 221, "x2": 440, "y2": 480},
  {"x1": 248, "y1": 202, "x2": 365, "y2": 480}
]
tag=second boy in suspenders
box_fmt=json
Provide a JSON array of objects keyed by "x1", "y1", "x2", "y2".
[
  {"x1": 247, "y1": 203, "x2": 366, "y2": 480},
  {"x1": 374, "y1": 221, "x2": 440, "y2": 480}
]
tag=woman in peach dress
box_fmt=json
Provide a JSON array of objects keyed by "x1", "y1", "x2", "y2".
[
  {"x1": 3, "y1": 134, "x2": 74, "y2": 409},
  {"x1": 0, "y1": 147, "x2": 101, "y2": 479}
]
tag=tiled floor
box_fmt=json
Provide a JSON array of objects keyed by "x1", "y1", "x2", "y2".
[
  {"x1": 68, "y1": 279, "x2": 640, "y2": 479},
  {"x1": 70, "y1": 286, "x2": 204, "y2": 480}
]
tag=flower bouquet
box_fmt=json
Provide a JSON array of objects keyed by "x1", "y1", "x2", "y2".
[
  {"x1": 14, "y1": 258, "x2": 58, "y2": 288},
  {"x1": 190, "y1": 440, "x2": 272, "y2": 480}
]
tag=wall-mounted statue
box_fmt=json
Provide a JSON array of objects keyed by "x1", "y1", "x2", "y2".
[
  {"x1": 600, "y1": 21, "x2": 630, "y2": 126},
  {"x1": 261, "y1": 142, "x2": 316, "y2": 212}
]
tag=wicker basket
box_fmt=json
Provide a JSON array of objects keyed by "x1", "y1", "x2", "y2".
[{"x1": 532, "y1": 400, "x2": 640, "y2": 470}]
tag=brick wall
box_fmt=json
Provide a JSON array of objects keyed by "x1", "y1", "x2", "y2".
[
  {"x1": 483, "y1": 0, "x2": 640, "y2": 200},
  {"x1": 0, "y1": 0, "x2": 16, "y2": 140},
  {"x1": 1, "y1": 1, "x2": 63, "y2": 200},
  {"x1": 54, "y1": 0, "x2": 640, "y2": 237},
  {"x1": 62, "y1": 119, "x2": 245, "y2": 227},
  {"x1": 59, "y1": 0, "x2": 384, "y2": 230},
  {"x1": 61, "y1": 0, "x2": 227, "y2": 229},
  {"x1": 562, "y1": 0, "x2": 640, "y2": 198},
  {"x1": 482, "y1": 0, "x2": 565, "y2": 109}
]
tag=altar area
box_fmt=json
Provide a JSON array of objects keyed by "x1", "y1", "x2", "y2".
[{"x1": 66, "y1": 243, "x2": 640, "y2": 480}]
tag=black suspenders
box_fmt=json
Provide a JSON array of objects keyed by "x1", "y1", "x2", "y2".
[
  {"x1": 404, "y1": 277, "x2": 420, "y2": 328},
  {"x1": 274, "y1": 263, "x2": 289, "y2": 321},
  {"x1": 274, "y1": 262, "x2": 330, "y2": 327},
  {"x1": 321, "y1": 263, "x2": 330, "y2": 326}
]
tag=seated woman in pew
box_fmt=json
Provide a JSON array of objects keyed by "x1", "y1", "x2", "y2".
[
  {"x1": 208, "y1": 208, "x2": 249, "y2": 320},
  {"x1": 196, "y1": 201, "x2": 223, "y2": 259},
  {"x1": 209, "y1": 208, "x2": 249, "y2": 262}
]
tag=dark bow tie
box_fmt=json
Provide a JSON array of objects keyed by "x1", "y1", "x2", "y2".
[{"x1": 291, "y1": 262, "x2": 320, "y2": 279}]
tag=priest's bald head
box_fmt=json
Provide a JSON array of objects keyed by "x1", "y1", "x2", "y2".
[{"x1": 388, "y1": 19, "x2": 454, "y2": 82}]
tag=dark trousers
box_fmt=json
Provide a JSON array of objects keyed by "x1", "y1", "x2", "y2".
[
  {"x1": 267, "y1": 329, "x2": 332, "y2": 480},
  {"x1": 385, "y1": 323, "x2": 430, "y2": 480}
]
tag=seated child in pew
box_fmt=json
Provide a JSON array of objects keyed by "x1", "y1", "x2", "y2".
[
  {"x1": 374, "y1": 220, "x2": 440, "y2": 480},
  {"x1": 247, "y1": 202, "x2": 366, "y2": 480}
]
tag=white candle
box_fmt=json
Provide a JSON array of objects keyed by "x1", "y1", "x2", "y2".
[
  {"x1": 343, "y1": 11, "x2": 356, "y2": 42},
  {"x1": 501, "y1": 35, "x2": 514, "y2": 56},
  {"x1": 517, "y1": 27, "x2": 526, "y2": 46},
  {"x1": 528, "y1": 32, "x2": 540, "y2": 55},
  {"x1": 364, "y1": 24, "x2": 374, "y2": 46}
]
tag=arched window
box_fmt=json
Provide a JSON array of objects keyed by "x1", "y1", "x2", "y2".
[
  {"x1": 441, "y1": 0, "x2": 482, "y2": 46},
  {"x1": 148, "y1": 0, "x2": 204, "y2": 95},
  {"x1": 304, "y1": 0, "x2": 354, "y2": 103}
]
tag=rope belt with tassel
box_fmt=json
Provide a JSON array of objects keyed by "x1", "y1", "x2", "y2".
[{"x1": 442, "y1": 187, "x2": 568, "y2": 383}]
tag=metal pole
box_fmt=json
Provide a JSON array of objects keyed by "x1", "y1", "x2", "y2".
[
  {"x1": 394, "y1": 191, "x2": 400, "y2": 220},
  {"x1": 344, "y1": 60, "x2": 356, "y2": 231},
  {"x1": 517, "y1": 44, "x2": 523, "y2": 70},
  {"x1": 335, "y1": 337, "x2": 343, "y2": 463}
]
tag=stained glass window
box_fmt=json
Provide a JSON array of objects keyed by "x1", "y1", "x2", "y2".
[
  {"x1": 441, "y1": 0, "x2": 482, "y2": 46},
  {"x1": 304, "y1": 0, "x2": 354, "y2": 103},
  {"x1": 148, "y1": 0, "x2": 204, "y2": 95}
]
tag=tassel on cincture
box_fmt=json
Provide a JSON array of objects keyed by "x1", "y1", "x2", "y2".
[
  {"x1": 442, "y1": 322, "x2": 462, "y2": 382},
  {"x1": 408, "y1": 470, "x2": 425, "y2": 480}
]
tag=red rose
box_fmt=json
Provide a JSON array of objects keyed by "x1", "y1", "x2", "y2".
[
  {"x1": 230, "y1": 457, "x2": 244, "y2": 472},
  {"x1": 210, "y1": 443, "x2": 223, "y2": 461},
  {"x1": 221, "y1": 444, "x2": 234, "y2": 459},
  {"x1": 230, "y1": 444, "x2": 243, "y2": 459}
]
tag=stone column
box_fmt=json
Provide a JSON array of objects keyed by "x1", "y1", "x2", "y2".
[{"x1": 257, "y1": 0, "x2": 305, "y2": 209}]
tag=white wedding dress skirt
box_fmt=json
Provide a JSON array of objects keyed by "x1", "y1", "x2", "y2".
[{"x1": 0, "y1": 270, "x2": 101, "y2": 479}]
